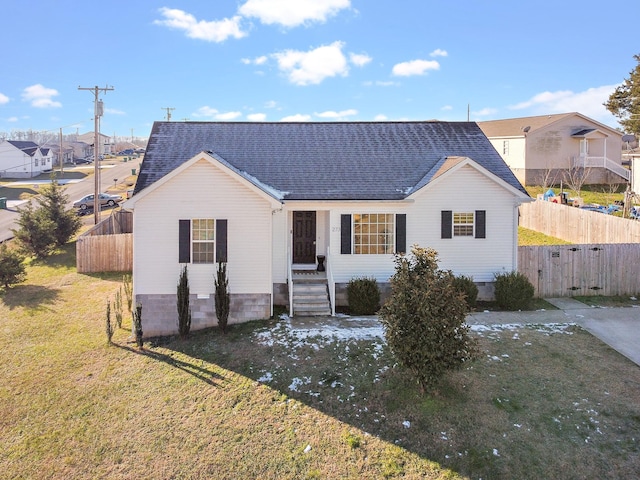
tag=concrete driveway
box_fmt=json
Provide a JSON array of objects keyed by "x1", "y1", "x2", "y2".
[{"x1": 467, "y1": 297, "x2": 640, "y2": 367}]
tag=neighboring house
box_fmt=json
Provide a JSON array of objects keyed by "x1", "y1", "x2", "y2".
[
  {"x1": 478, "y1": 113, "x2": 628, "y2": 186},
  {"x1": 77, "y1": 132, "x2": 114, "y2": 156},
  {"x1": 625, "y1": 148, "x2": 640, "y2": 193},
  {"x1": 124, "y1": 121, "x2": 531, "y2": 337},
  {"x1": 0, "y1": 140, "x2": 53, "y2": 178}
]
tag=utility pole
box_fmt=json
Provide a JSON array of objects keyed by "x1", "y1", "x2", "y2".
[
  {"x1": 162, "y1": 107, "x2": 175, "y2": 121},
  {"x1": 78, "y1": 85, "x2": 114, "y2": 224}
]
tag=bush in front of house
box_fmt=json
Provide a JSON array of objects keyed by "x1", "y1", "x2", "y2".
[
  {"x1": 133, "y1": 303, "x2": 143, "y2": 348},
  {"x1": 347, "y1": 277, "x2": 381, "y2": 315},
  {"x1": 379, "y1": 246, "x2": 478, "y2": 393},
  {"x1": 177, "y1": 265, "x2": 191, "y2": 339},
  {"x1": 452, "y1": 274, "x2": 478, "y2": 309},
  {"x1": 105, "y1": 299, "x2": 114, "y2": 344},
  {"x1": 494, "y1": 271, "x2": 535, "y2": 311}
]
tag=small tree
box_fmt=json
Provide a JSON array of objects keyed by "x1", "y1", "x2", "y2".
[
  {"x1": 215, "y1": 262, "x2": 230, "y2": 333},
  {"x1": 122, "y1": 273, "x2": 133, "y2": 317},
  {"x1": 563, "y1": 163, "x2": 591, "y2": 199},
  {"x1": 0, "y1": 243, "x2": 27, "y2": 289},
  {"x1": 114, "y1": 287, "x2": 123, "y2": 329},
  {"x1": 133, "y1": 303, "x2": 143, "y2": 348},
  {"x1": 11, "y1": 177, "x2": 80, "y2": 258},
  {"x1": 177, "y1": 264, "x2": 191, "y2": 339},
  {"x1": 379, "y1": 246, "x2": 478, "y2": 393},
  {"x1": 105, "y1": 299, "x2": 114, "y2": 344}
]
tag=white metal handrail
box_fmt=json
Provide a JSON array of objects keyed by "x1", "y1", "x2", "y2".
[
  {"x1": 287, "y1": 247, "x2": 293, "y2": 317},
  {"x1": 326, "y1": 246, "x2": 336, "y2": 316},
  {"x1": 574, "y1": 156, "x2": 630, "y2": 181}
]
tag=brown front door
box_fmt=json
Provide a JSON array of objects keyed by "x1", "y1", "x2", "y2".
[{"x1": 293, "y1": 211, "x2": 316, "y2": 264}]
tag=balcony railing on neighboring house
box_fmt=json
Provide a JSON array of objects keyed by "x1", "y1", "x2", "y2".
[{"x1": 574, "y1": 156, "x2": 630, "y2": 181}]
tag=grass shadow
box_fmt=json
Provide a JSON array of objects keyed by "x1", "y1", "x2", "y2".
[{"x1": 0, "y1": 284, "x2": 61, "y2": 310}]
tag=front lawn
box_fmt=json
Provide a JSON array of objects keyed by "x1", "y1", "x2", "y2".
[{"x1": 1, "y1": 244, "x2": 639, "y2": 479}]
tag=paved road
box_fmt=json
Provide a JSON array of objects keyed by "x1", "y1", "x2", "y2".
[{"x1": 0, "y1": 159, "x2": 140, "y2": 242}]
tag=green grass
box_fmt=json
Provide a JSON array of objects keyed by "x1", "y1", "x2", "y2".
[
  {"x1": 1, "y1": 242, "x2": 639, "y2": 479},
  {"x1": 518, "y1": 227, "x2": 571, "y2": 246}
]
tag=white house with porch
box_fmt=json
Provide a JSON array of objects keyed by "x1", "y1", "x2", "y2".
[
  {"x1": 478, "y1": 113, "x2": 628, "y2": 186},
  {"x1": 123, "y1": 121, "x2": 531, "y2": 337}
]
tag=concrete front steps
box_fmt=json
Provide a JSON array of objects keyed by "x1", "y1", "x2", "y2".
[{"x1": 291, "y1": 272, "x2": 331, "y2": 316}]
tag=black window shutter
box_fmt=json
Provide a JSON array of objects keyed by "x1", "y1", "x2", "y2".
[
  {"x1": 179, "y1": 219, "x2": 191, "y2": 263},
  {"x1": 441, "y1": 211, "x2": 452, "y2": 239},
  {"x1": 395, "y1": 214, "x2": 406, "y2": 254},
  {"x1": 216, "y1": 219, "x2": 228, "y2": 263},
  {"x1": 475, "y1": 210, "x2": 486, "y2": 239},
  {"x1": 340, "y1": 214, "x2": 351, "y2": 254}
]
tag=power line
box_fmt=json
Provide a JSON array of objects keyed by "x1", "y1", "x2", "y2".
[{"x1": 78, "y1": 85, "x2": 114, "y2": 224}]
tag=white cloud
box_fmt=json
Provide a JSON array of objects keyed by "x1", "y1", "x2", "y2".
[
  {"x1": 373, "y1": 114, "x2": 388, "y2": 121},
  {"x1": 8, "y1": 116, "x2": 18, "y2": 122},
  {"x1": 350, "y1": 53, "x2": 371, "y2": 67},
  {"x1": 392, "y1": 59, "x2": 440, "y2": 77},
  {"x1": 280, "y1": 114, "x2": 311, "y2": 122},
  {"x1": 105, "y1": 108, "x2": 125, "y2": 115},
  {"x1": 239, "y1": 0, "x2": 350, "y2": 27},
  {"x1": 315, "y1": 109, "x2": 357, "y2": 119},
  {"x1": 430, "y1": 49, "x2": 448, "y2": 57},
  {"x1": 192, "y1": 107, "x2": 241, "y2": 120},
  {"x1": 265, "y1": 100, "x2": 278, "y2": 108},
  {"x1": 21, "y1": 84, "x2": 61, "y2": 108},
  {"x1": 473, "y1": 107, "x2": 498, "y2": 117},
  {"x1": 363, "y1": 80, "x2": 398, "y2": 87},
  {"x1": 242, "y1": 55, "x2": 268, "y2": 65},
  {"x1": 509, "y1": 85, "x2": 617, "y2": 123},
  {"x1": 155, "y1": 8, "x2": 246, "y2": 42},
  {"x1": 247, "y1": 113, "x2": 267, "y2": 121},
  {"x1": 274, "y1": 41, "x2": 348, "y2": 85},
  {"x1": 441, "y1": 105, "x2": 453, "y2": 111},
  {"x1": 0, "y1": 93, "x2": 9, "y2": 105}
]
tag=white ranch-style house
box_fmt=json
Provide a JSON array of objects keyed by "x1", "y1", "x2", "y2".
[
  {"x1": 0, "y1": 140, "x2": 53, "y2": 178},
  {"x1": 124, "y1": 121, "x2": 531, "y2": 337}
]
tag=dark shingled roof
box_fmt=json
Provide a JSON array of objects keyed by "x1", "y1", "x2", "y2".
[
  {"x1": 135, "y1": 121, "x2": 528, "y2": 200},
  {"x1": 7, "y1": 140, "x2": 39, "y2": 157}
]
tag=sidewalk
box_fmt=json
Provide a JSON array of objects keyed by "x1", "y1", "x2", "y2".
[{"x1": 467, "y1": 297, "x2": 640, "y2": 367}]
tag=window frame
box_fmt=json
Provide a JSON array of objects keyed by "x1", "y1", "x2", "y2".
[
  {"x1": 453, "y1": 212, "x2": 475, "y2": 237},
  {"x1": 191, "y1": 218, "x2": 215, "y2": 264},
  {"x1": 352, "y1": 213, "x2": 395, "y2": 255}
]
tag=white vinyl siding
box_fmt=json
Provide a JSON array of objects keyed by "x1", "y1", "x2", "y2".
[{"x1": 133, "y1": 158, "x2": 273, "y2": 296}]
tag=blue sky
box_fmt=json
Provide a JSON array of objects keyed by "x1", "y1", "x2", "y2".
[{"x1": 0, "y1": 0, "x2": 636, "y2": 140}]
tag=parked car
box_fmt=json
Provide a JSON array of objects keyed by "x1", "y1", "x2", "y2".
[
  {"x1": 74, "y1": 157, "x2": 93, "y2": 165},
  {"x1": 118, "y1": 149, "x2": 134, "y2": 156},
  {"x1": 73, "y1": 193, "x2": 123, "y2": 210}
]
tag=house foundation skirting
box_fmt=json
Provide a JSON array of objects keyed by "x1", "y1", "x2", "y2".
[{"x1": 135, "y1": 293, "x2": 271, "y2": 338}]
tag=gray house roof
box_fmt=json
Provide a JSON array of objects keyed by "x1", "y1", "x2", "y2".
[
  {"x1": 135, "y1": 121, "x2": 528, "y2": 200},
  {"x1": 7, "y1": 140, "x2": 39, "y2": 156}
]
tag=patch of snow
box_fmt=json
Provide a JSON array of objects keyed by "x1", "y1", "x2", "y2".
[
  {"x1": 493, "y1": 449, "x2": 500, "y2": 457},
  {"x1": 304, "y1": 444, "x2": 312, "y2": 453},
  {"x1": 403, "y1": 420, "x2": 411, "y2": 429},
  {"x1": 257, "y1": 372, "x2": 273, "y2": 383}
]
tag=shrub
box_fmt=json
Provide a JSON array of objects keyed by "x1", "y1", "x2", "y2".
[
  {"x1": 452, "y1": 274, "x2": 478, "y2": 308},
  {"x1": 215, "y1": 262, "x2": 230, "y2": 334},
  {"x1": 0, "y1": 243, "x2": 27, "y2": 289},
  {"x1": 347, "y1": 277, "x2": 380, "y2": 315},
  {"x1": 379, "y1": 246, "x2": 478, "y2": 393},
  {"x1": 114, "y1": 287, "x2": 123, "y2": 329},
  {"x1": 122, "y1": 274, "x2": 133, "y2": 318},
  {"x1": 494, "y1": 271, "x2": 535, "y2": 311},
  {"x1": 133, "y1": 303, "x2": 143, "y2": 348},
  {"x1": 105, "y1": 299, "x2": 114, "y2": 344},
  {"x1": 177, "y1": 265, "x2": 191, "y2": 339}
]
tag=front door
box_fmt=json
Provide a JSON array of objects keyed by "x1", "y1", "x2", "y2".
[{"x1": 293, "y1": 211, "x2": 316, "y2": 264}]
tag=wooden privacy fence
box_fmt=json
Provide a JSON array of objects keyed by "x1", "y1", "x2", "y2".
[
  {"x1": 518, "y1": 243, "x2": 640, "y2": 297},
  {"x1": 76, "y1": 210, "x2": 133, "y2": 273},
  {"x1": 519, "y1": 200, "x2": 640, "y2": 243}
]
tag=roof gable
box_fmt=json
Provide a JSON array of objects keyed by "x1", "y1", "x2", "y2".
[
  {"x1": 135, "y1": 121, "x2": 528, "y2": 200},
  {"x1": 7, "y1": 140, "x2": 39, "y2": 156},
  {"x1": 478, "y1": 112, "x2": 621, "y2": 139}
]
